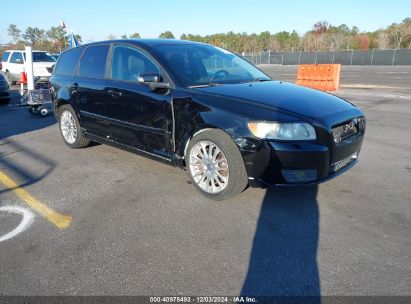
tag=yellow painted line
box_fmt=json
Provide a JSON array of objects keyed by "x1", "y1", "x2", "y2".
[{"x1": 0, "y1": 170, "x2": 72, "y2": 229}]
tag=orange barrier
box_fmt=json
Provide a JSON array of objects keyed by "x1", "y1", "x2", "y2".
[{"x1": 296, "y1": 64, "x2": 341, "y2": 91}]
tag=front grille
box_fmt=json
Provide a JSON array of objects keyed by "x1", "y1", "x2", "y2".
[{"x1": 332, "y1": 117, "x2": 364, "y2": 144}]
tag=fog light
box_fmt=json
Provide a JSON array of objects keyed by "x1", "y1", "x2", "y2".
[
  {"x1": 281, "y1": 169, "x2": 317, "y2": 183},
  {"x1": 330, "y1": 151, "x2": 358, "y2": 173}
]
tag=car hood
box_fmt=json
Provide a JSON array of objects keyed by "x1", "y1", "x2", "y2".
[{"x1": 195, "y1": 81, "x2": 361, "y2": 125}]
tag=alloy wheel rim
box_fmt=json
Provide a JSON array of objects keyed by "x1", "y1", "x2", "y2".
[
  {"x1": 189, "y1": 140, "x2": 229, "y2": 194},
  {"x1": 60, "y1": 110, "x2": 77, "y2": 144}
]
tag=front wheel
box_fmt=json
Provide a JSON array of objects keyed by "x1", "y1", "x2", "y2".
[
  {"x1": 186, "y1": 129, "x2": 248, "y2": 200},
  {"x1": 59, "y1": 105, "x2": 90, "y2": 149}
]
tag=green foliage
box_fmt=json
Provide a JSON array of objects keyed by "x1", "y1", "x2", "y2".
[
  {"x1": 159, "y1": 31, "x2": 175, "y2": 39},
  {"x1": 3, "y1": 17, "x2": 410, "y2": 56},
  {"x1": 130, "y1": 33, "x2": 141, "y2": 39},
  {"x1": 7, "y1": 24, "x2": 21, "y2": 43}
]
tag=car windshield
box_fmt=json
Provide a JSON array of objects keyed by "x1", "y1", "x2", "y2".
[
  {"x1": 153, "y1": 44, "x2": 270, "y2": 87},
  {"x1": 23, "y1": 52, "x2": 56, "y2": 62}
]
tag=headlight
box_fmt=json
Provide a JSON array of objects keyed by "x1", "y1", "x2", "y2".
[{"x1": 247, "y1": 122, "x2": 316, "y2": 140}]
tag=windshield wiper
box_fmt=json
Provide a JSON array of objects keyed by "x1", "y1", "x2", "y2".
[
  {"x1": 188, "y1": 82, "x2": 223, "y2": 88},
  {"x1": 240, "y1": 78, "x2": 271, "y2": 84}
]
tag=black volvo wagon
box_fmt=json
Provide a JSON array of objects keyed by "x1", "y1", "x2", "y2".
[{"x1": 49, "y1": 39, "x2": 365, "y2": 200}]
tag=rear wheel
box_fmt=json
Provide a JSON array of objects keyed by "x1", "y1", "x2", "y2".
[
  {"x1": 186, "y1": 129, "x2": 248, "y2": 200},
  {"x1": 59, "y1": 105, "x2": 90, "y2": 148}
]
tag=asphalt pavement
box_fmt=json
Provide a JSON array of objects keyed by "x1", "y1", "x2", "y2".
[{"x1": 0, "y1": 66, "x2": 410, "y2": 297}]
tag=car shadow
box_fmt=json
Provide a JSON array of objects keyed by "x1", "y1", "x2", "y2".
[
  {"x1": 0, "y1": 139, "x2": 56, "y2": 196},
  {"x1": 241, "y1": 186, "x2": 320, "y2": 302},
  {"x1": 0, "y1": 88, "x2": 56, "y2": 140},
  {"x1": 0, "y1": 88, "x2": 56, "y2": 196}
]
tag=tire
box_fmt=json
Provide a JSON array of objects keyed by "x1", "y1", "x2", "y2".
[
  {"x1": 58, "y1": 105, "x2": 90, "y2": 149},
  {"x1": 28, "y1": 106, "x2": 39, "y2": 115},
  {"x1": 38, "y1": 106, "x2": 49, "y2": 117},
  {"x1": 186, "y1": 129, "x2": 248, "y2": 200}
]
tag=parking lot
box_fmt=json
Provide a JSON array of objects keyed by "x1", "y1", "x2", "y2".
[{"x1": 0, "y1": 66, "x2": 410, "y2": 296}]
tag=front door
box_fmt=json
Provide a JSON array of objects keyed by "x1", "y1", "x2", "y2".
[{"x1": 105, "y1": 44, "x2": 173, "y2": 159}]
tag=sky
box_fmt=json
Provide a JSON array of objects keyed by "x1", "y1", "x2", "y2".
[{"x1": 0, "y1": 0, "x2": 409, "y2": 43}]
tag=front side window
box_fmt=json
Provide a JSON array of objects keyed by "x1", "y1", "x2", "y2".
[
  {"x1": 1, "y1": 51, "x2": 11, "y2": 62},
  {"x1": 54, "y1": 47, "x2": 84, "y2": 76},
  {"x1": 9, "y1": 52, "x2": 24, "y2": 64},
  {"x1": 153, "y1": 44, "x2": 270, "y2": 87},
  {"x1": 79, "y1": 45, "x2": 110, "y2": 79},
  {"x1": 111, "y1": 45, "x2": 160, "y2": 82}
]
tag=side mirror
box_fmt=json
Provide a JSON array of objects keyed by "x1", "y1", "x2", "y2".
[
  {"x1": 138, "y1": 73, "x2": 171, "y2": 91},
  {"x1": 137, "y1": 73, "x2": 161, "y2": 84}
]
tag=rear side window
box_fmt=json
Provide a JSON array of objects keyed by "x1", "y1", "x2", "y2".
[
  {"x1": 9, "y1": 52, "x2": 24, "y2": 64},
  {"x1": 55, "y1": 47, "x2": 84, "y2": 76},
  {"x1": 79, "y1": 45, "x2": 110, "y2": 79},
  {"x1": 23, "y1": 52, "x2": 55, "y2": 62},
  {"x1": 1, "y1": 51, "x2": 11, "y2": 62}
]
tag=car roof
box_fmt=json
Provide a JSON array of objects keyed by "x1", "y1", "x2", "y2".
[
  {"x1": 82, "y1": 38, "x2": 204, "y2": 48},
  {"x1": 5, "y1": 50, "x2": 48, "y2": 53}
]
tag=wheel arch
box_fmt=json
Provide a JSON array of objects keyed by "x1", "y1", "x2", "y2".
[{"x1": 172, "y1": 97, "x2": 249, "y2": 168}]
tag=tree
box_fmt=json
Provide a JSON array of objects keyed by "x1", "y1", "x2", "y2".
[
  {"x1": 329, "y1": 24, "x2": 349, "y2": 51},
  {"x1": 288, "y1": 31, "x2": 300, "y2": 51},
  {"x1": 23, "y1": 27, "x2": 45, "y2": 46},
  {"x1": 121, "y1": 34, "x2": 128, "y2": 39},
  {"x1": 130, "y1": 32, "x2": 141, "y2": 39},
  {"x1": 159, "y1": 31, "x2": 175, "y2": 39},
  {"x1": 7, "y1": 24, "x2": 21, "y2": 43},
  {"x1": 355, "y1": 34, "x2": 370, "y2": 50},
  {"x1": 375, "y1": 31, "x2": 388, "y2": 49},
  {"x1": 46, "y1": 26, "x2": 67, "y2": 53}
]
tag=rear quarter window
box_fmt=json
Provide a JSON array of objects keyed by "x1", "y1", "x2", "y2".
[
  {"x1": 78, "y1": 45, "x2": 110, "y2": 79},
  {"x1": 1, "y1": 51, "x2": 11, "y2": 62},
  {"x1": 54, "y1": 47, "x2": 84, "y2": 76}
]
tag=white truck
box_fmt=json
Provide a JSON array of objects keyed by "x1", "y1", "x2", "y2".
[{"x1": 1, "y1": 50, "x2": 56, "y2": 84}]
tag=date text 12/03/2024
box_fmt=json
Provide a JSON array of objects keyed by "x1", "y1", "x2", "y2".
[{"x1": 149, "y1": 296, "x2": 257, "y2": 303}]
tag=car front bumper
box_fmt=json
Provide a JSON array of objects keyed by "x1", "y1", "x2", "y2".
[{"x1": 241, "y1": 129, "x2": 365, "y2": 186}]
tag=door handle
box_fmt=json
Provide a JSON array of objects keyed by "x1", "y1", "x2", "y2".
[{"x1": 108, "y1": 89, "x2": 122, "y2": 98}]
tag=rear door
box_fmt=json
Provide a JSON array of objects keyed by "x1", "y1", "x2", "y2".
[{"x1": 75, "y1": 44, "x2": 111, "y2": 139}]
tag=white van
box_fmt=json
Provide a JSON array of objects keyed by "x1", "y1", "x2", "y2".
[{"x1": 1, "y1": 50, "x2": 56, "y2": 84}]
